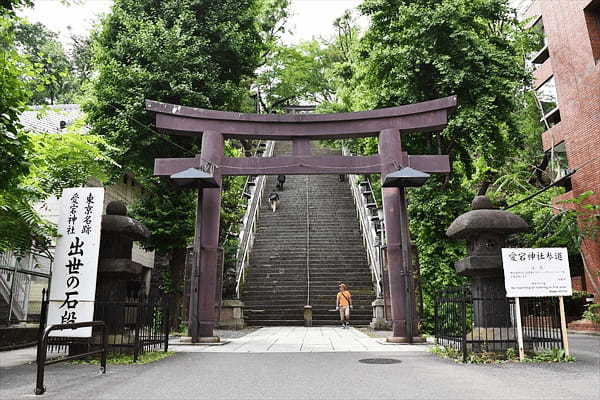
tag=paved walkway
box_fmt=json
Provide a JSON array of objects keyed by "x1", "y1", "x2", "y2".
[
  {"x1": 169, "y1": 326, "x2": 429, "y2": 352},
  {"x1": 0, "y1": 346, "x2": 67, "y2": 368}
]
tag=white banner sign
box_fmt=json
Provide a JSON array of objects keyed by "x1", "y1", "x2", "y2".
[
  {"x1": 502, "y1": 247, "x2": 572, "y2": 297},
  {"x1": 48, "y1": 187, "x2": 104, "y2": 337}
]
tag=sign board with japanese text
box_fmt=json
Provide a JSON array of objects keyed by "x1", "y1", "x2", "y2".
[
  {"x1": 501, "y1": 247, "x2": 572, "y2": 297},
  {"x1": 47, "y1": 187, "x2": 104, "y2": 337}
]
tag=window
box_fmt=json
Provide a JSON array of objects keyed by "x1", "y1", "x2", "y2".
[
  {"x1": 546, "y1": 142, "x2": 572, "y2": 190},
  {"x1": 535, "y1": 77, "x2": 561, "y2": 128},
  {"x1": 585, "y1": 0, "x2": 600, "y2": 61},
  {"x1": 529, "y1": 17, "x2": 549, "y2": 65}
]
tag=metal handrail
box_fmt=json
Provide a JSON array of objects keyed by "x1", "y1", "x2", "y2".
[
  {"x1": 235, "y1": 140, "x2": 275, "y2": 298},
  {"x1": 36, "y1": 320, "x2": 107, "y2": 395},
  {"x1": 0, "y1": 251, "x2": 51, "y2": 322},
  {"x1": 343, "y1": 146, "x2": 384, "y2": 299}
]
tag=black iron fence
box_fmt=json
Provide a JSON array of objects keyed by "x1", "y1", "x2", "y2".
[
  {"x1": 44, "y1": 294, "x2": 170, "y2": 361},
  {"x1": 434, "y1": 286, "x2": 563, "y2": 361}
]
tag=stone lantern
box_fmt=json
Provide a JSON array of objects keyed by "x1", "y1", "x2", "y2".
[
  {"x1": 95, "y1": 201, "x2": 151, "y2": 302},
  {"x1": 446, "y1": 196, "x2": 529, "y2": 327}
]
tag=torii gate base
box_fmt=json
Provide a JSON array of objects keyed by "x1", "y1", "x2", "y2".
[{"x1": 147, "y1": 96, "x2": 457, "y2": 343}]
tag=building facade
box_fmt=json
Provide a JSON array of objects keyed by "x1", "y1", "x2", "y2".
[{"x1": 524, "y1": 0, "x2": 600, "y2": 298}]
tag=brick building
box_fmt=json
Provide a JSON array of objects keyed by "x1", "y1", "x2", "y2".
[{"x1": 522, "y1": 0, "x2": 600, "y2": 298}]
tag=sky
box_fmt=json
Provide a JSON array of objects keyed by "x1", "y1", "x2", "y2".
[{"x1": 18, "y1": 0, "x2": 365, "y2": 49}]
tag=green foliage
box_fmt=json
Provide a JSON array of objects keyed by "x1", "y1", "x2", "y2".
[
  {"x1": 0, "y1": 127, "x2": 115, "y2": 256},
  {"x1": 0, "y1": 5, "x2": 113, "y2": 256},
  {"x1": 86, "y1": 0, "x2": 271, "y2": 268},
  {"x1": 0, "y1": 0, "x2": 32, "y2": 12},
  {"x1": 431, "y1": 345, "x2": 575, "y2": 363},
  {"x1": 256, "y1": 0, "x2": 290, "y2": 59},
  {"x1": 313, "y1": 0, "x2": 557, "y2": 332},
  {"x1": 255, "y1": 40, "x2": 337, "y2": 112},
  {"x1": 524, "y1": 348, "x2": 575, "y2": 363},
  {"x1": 0, "y1": 9, "x2": 54, "y2": 256},
  {"x1": 14, "y1": 20, "x2": 73, "y2": 105},
  {"x1": 129, "y1": 180, "x2": 196, "y2": 254},
  {"x1": 0, "y1": 189, "x2": 56, "y2": 256},
  {"x1": 255, "y1": 8, "x2": 361, "y2": 113},
  {"x1": 582, "y1": 303, "x2": 600, "y2": 324},
  {"x1": 505, "y1": 347, "x2": 517, "y2": 360},
  {"x1": 69, "y1": 351, "x2": 175, "y2": 365},
  {"x1": 25, "y1": 123, "x2": 118, "y2": 197},
  {"x1": 86, "y1": 0, "x2": 266, "y2": 174},
  {"x1": 0, "y1": 11, "x2": 34, "y2": 192},
  {"x1": 429, "y1": 344, "x2": 462, "y2": 359}
]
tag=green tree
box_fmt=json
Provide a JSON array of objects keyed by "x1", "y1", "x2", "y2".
[
  {"x1": 14, "y1": 21, "x2": 73, "y2": 104},
  {"x1": 86, "y1": 0, "x2": 279, "y2": 298},
  {"x1": 67, "y1": 34, "x2": 94, "y2": 101},
  {"x1": 0, "y1": 0, "x2": 31, "y2": 12},
  {"x1": 255, "y1": 41, "x2": 337, "y2": 112},
  {"x1": 25, "y1": 119, "x2": 118, "y2": 197},
  {"x1": 0, "y1": 11, "x2": 32, "y2": 192},
  {"x1": 0, "y1": 7, "x2": 48, "y2": 255},
  {"x1": 86, "y1": 0, "x2": 267, "y2": 174},
  {"x1": 0, "y1": 1, "x2": 109, "y2": 256},
  {"x1": 329, "y1": 0, "x2": 540, "y2": 331}
]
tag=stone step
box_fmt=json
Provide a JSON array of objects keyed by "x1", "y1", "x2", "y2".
[
  {"x1": 242, "y1": 302, "x2": 373, "y2": 310},
  {"x1": 241, "y1": 143, "x2": 376, "y2": 325}
]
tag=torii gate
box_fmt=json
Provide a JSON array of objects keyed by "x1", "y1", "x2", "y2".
[{"x1": 146, "y1": 95, "x2": 456, "y2": 343}]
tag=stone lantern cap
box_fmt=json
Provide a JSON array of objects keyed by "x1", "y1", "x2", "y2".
[
  {"x1": 101, "y1": 201, "x2": 151, "y2": 241},
  {"x1": 446, "y1": 196, "x2": 529, "y2": 239}
]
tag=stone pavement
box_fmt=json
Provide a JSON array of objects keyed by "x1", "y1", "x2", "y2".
[
  {"x1": 0, "y1": 345, "x2": 67, "y2": 368},
  {"x1": 169, "y1": 326, "x2": 429, "y2": 353}
]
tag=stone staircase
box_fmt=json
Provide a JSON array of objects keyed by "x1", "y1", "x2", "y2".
[{"x1": 241, "y1": 141, "x2": 375, "y2": 326}]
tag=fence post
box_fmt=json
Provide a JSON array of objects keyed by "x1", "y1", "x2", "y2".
[
  {"x1": 164, "y1": 297, "x2": 171, "y2": 352},
  {"x1": 35, "y1": 329, "x2": 49, "y2": 395},
  {"x1": 100, "y1": 324, "x2": 107, "y2": 374},
  {"x1": 461, "y1": 288, "x2": 468, "y2": 363},
  {"x1": 433, "y1": 295, "x2": 438, "y2": 345},
  {"x1": 35, "y1": 289, "x2": 49, "y2": 395},
  {"x1": 133, "y1": 303, "x2": 141, "y2": 363}
]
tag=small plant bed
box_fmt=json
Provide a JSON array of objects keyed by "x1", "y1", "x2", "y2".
[
  {"x1": 430, "y1": 345, "x2": 575, "y2": 364},
  {"x1": 69, "y1": 351, "x2": 175, "y2": 365}
]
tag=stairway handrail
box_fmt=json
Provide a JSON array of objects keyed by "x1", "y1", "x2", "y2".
[
  {"x1": 0, "y1": 251, "x2": 50, "y2": 322},
  {"x1": 343, "y1": 146, "x2": 384, "y2": 299},
  {"x1": 235, "y1": 140, "x2": 275, "y2": 298}
]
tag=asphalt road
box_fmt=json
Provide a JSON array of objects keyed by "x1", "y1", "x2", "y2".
[{"x1": 1, "y1": 334, "x2": 598, "y2": 400}]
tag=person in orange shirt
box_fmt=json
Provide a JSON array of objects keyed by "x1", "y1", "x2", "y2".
[{"x1": 336, "y1": 283, "x2": 353, "y2": 328}]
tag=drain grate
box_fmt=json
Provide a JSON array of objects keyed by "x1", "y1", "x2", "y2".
[{"x1": 358, "y1": 358, "x2": 402, "y2": 365}]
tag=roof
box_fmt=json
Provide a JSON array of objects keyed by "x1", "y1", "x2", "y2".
[
  {"x1": 18, "y1": 104, "x2": 88, "y2": 134},
  {"x1": 446, "y1": 209, "x2": 529, "y2": 239}
]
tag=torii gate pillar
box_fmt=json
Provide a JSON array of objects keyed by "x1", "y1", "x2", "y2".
[
  {"x1": 189, "y1": 131, "x2": 223, "y2": 342},
  {"x1": 379, "y1": 129, "x2": 419, "y2": 342}
]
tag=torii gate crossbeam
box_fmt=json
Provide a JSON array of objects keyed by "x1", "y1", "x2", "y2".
[{"x1": 147, "y1": 96, "x2": 457, "y2": 343}]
